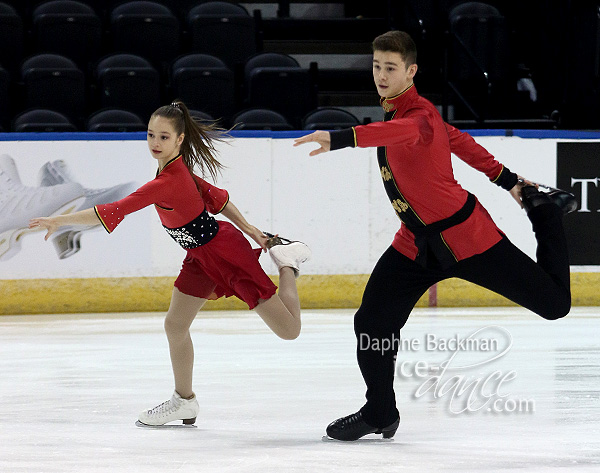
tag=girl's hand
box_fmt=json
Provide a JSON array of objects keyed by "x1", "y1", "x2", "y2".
[
  {"x1": 246, "y1": 226, "x2": 268, "y2": 252},
  {"x1": 293, "y1": 130, "x2": 331, "y2": 156},
  {"x1": 29, "y1": 217, "x2": 59, "y2": 240}
]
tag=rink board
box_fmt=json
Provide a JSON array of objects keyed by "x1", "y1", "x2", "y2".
[
  {"x1": 0, "y1": 130, "x2": 598, "y2": 314},
  {"x1": 2, "y1": 273, "x2": 600, "y2": 315}
]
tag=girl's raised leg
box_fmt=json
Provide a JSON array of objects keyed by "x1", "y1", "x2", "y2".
[{"x1": 255, "y1": 267, "x2": 301, "y2": 340}]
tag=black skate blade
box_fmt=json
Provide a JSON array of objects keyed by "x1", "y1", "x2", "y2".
[
  {"x1": 321, "y1": 435, "x2": 394, "y2": 443},
  {"x1": 135, "y1": 420, "x2": 197, "y2": 429},
  {"x1": 264, "y1": 232, "x2": 295, "y2": 245}
]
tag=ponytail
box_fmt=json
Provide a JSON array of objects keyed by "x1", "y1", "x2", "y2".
[{"x1": 151, "y1": 101, "x2": 227, "y2": 183}]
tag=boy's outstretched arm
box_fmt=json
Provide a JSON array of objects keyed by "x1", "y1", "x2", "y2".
[{"x1": 294, "y1": 131, "x2": 331, "y2": 156}]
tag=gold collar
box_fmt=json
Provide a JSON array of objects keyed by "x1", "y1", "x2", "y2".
[{"x1": 380, "y1": 84, "x2": 414, "y2": 112}]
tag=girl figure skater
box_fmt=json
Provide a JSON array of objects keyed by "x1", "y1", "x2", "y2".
[{"x1": 29, "y1": 101, "x2": 311, "y2": 427}]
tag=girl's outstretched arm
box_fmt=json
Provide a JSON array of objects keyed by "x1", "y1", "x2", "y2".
[
  {"x1": 29, "y1": 208, "x2": 100, "y2": 240},
  {"x1": 220, "y1": 201, "x2": 268, "y2": 251}
]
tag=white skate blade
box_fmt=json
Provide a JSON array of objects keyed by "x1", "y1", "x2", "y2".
[
  {"x1": 135, "y1": 420, "x2": 197, "y2": 429},
  {"x1": 52, "y1": 230, "x2": 71, "y2": 259},
  {"x1": 321, "y1": 435, "x2": 394, "y2": 443}
]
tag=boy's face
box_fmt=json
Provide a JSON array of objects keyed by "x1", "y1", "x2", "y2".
[{"x1": 372, "y1": 50, "x2": 417, "y2": 98}]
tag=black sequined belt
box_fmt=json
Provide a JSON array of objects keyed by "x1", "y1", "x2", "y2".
[{"x1": 163, "y1": 210, "x2": 219, "y2": 249}]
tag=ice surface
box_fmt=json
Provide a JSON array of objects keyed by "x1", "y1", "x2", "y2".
[{"x1": 0, "y1": 307, "x2": 599, "y2": 472}]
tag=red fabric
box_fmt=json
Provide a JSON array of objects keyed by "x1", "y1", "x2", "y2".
[
  {"x1": 94, "y1": 155, "x2": 277, "y2": 309},
  {"x1": 94, "y1": 155, "x2": 229, "y2": 232},
  {"x1": 174, "y1": 222, "x2": 276, "y2": 309},
  {"x1": 353, "y1": 85, "x2": 504, "y2": 262}
]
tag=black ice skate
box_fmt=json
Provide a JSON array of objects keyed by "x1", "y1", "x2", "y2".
[
  {"x1": 520, "y1": 183, "x2": 577, "y2": 215},
  {"x1": 325, "y1": 411, "x2": 400, "y2": 441}
]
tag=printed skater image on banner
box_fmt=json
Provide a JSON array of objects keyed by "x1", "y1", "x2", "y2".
[{"x1": 0, "y1": 154, "x2": 137, "y2": 261}]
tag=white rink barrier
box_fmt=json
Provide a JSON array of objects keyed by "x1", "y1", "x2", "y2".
[{"x1": 0, "y1": 129, "x2": 598, "y2": 313}]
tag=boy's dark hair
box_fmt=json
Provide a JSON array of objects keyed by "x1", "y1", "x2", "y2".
[{"x1": 372, "y1": 31, "x2": 417, "y2": 67}]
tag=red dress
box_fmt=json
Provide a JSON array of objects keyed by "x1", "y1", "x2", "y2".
[{"x1": 94, "y1": 155, "x2": 277, "y2": 309}]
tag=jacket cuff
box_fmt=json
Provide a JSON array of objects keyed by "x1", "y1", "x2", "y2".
[
  {"x1": 492, "y1": 165, "x2": 518, "y2": 191},
  {"x1": 329, "y1": 128, "x2": 357, "y2": 151},
  {"x1": 94, "y1": 205, "x2": 112, "y2": 233}
]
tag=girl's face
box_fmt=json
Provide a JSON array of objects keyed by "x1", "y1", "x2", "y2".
[{"x1": 147, "y1": 115, "x2": 184, "y2": 166}]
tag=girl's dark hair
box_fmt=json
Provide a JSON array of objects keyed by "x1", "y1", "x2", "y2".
[
  {"x1": 372, "y1": 30, "x2": 417, "y2": 67},
  {"x1": 151, "y1": 100, "x2": 227, "y2": 183}
]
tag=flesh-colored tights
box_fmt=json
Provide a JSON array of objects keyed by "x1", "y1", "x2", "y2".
[{"x1": 164, "y1": 267, "x2": 300, "y2": 398}]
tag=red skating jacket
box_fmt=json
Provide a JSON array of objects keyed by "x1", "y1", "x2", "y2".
[{"x1": 329, "y1": 84, "x2": 517, "y2": 265}]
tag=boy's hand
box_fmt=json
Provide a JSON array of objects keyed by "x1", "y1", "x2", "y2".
[
  {"x1": 293, "y1": 131, "x2": 331, "y2": 156},
  {"x1": 509, "y1": 176, "x2": 537, "y2": 208}
]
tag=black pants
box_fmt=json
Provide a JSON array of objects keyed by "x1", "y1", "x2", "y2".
[{"x1": 354, "y1": 204, "x2": 571, "y2": 427}]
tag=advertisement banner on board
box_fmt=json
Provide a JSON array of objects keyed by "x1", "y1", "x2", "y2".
[
  {"x1": 557, "y1": 142, "x2": 600, "y2": 265},
  {"x1": 0, "y1": 140, "x2": 160, "y2": 279}
]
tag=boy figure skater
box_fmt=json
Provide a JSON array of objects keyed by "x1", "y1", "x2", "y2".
[{"x1": 294, "y1": 31, "x2": 576, "y2": 441}]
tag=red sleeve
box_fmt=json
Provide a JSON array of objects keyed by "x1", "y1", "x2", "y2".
[
  {"x1": 94, "y1": 176, "x2": 170, "y2": 233},
  {"x1": 444, "y1": 122, "x2": 503, "y2": 181},
  {"x1": 193, "y1": 175, "x2": 229, "y2": 214},
  {"x1": 354, "y1": 109, "x2": 434, "y2": 148}
]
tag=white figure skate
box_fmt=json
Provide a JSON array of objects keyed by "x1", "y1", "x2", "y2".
[
  {"x1": 136, "y1": 391, "x2": 199, "y2": 428},
  {"x1": 265, "y1": 232, "x2": 311, "y2": 278},
  {"x1": 38, "y1": 160, "x2": 137, "y2": 258},
  {"x1": 0, "y1": 154, "x2": 85, "y2": 261}
]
